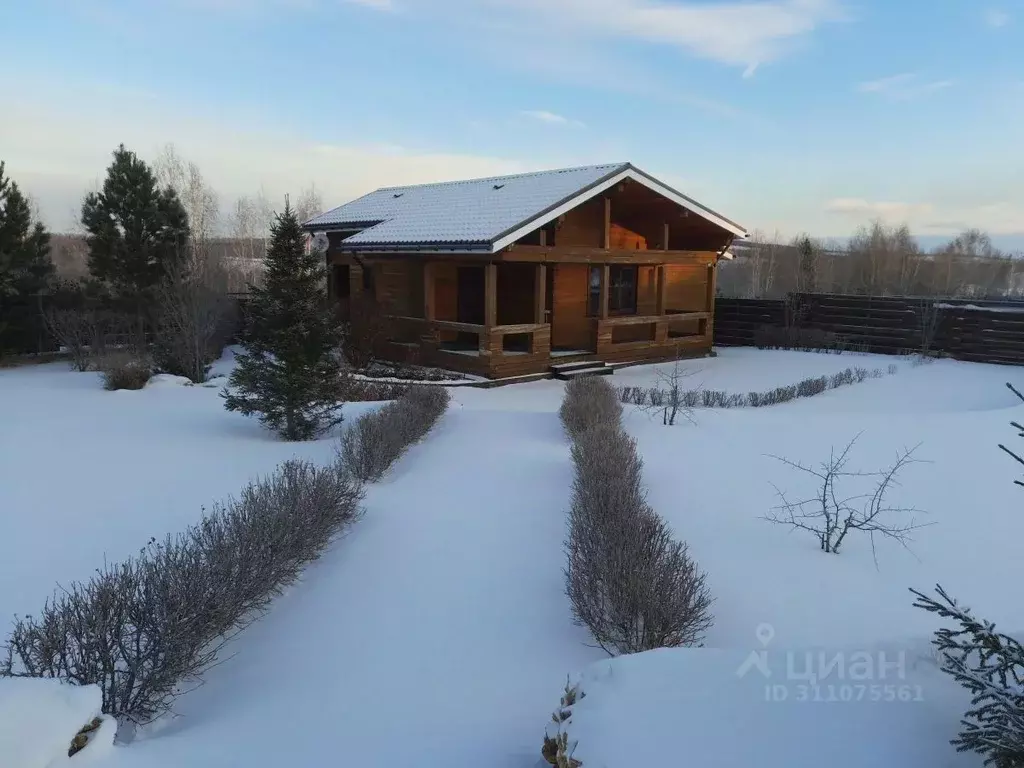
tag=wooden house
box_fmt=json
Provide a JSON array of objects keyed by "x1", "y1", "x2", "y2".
[{"x1": 303, "y1": 162, "x2": 747, "y2": 379}]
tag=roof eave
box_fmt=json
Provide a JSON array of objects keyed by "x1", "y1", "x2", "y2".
[
  {"x1": 489, "y1": 165, "x2": 747, "y2": 252},
  {"x1": 333, "y1": 241, "x2": 494, "y2": 254}
]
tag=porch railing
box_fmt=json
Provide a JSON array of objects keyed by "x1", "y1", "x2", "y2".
[{"x1": 387, "y1": 316, "x2": 551, "y2": 357}]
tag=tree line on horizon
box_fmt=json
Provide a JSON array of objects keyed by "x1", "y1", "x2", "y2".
[{"x1": 718, "y1": 225, "x2": 1023, "y2": 299}]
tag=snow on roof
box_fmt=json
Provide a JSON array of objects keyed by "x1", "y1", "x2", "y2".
[{"x1": 304, "y1": 162, "x2": 747, "y2": 252}]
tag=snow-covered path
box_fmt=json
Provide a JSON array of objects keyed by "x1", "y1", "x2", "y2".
[{"x1": 109, "y1": 402, "x2": 601, "y2": 768}]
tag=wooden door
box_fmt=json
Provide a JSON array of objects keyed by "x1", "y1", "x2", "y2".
[{"x1": 550, "y1": 264, "x2": 593, "y2": 350}]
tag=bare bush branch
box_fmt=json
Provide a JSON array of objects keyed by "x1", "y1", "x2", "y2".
[
  {"x1": 2, "y1": 459, "x2": 363, "y2": 730},
  {"x1": 565, "y1": 423, "x2": 713, "y2": 654},
  {"x1": 559, "y1": 375, "x2": 622, "y2": 439},
  {"x1": 338, "y1": 385, "x2": 450, "y2": 482},
  {"x1": 764, "y1": 434, "x2": 929, "y2": 564},
  {"x1": 153, "y1": 254, "x2": 233, "y2": 383}
]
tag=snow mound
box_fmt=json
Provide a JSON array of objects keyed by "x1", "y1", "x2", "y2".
[
  {"x1": 145, "y1": 374, "x2": 194, "y2": 388},
  {"x1": 0, "y1": 678, "x2": 114, "y2": 767},
  {"x1": 557, "y1": 644, "x2": 975, "y2": 768}
]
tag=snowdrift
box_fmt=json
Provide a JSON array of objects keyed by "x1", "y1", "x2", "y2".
[
  {"x1": 552, "y1": 643, "x2": 978, "y2": 767},
  {"x1": 0, "y1": 678, "x2": 114, "y2": 767}
]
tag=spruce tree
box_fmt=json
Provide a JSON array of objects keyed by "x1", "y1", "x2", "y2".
[
  {"x1": 911, "y1": 584, "x2": 1024, "y2": 766},
  {"x1": 222, "y1": 202, "x2": 345, "y2": 440},
  {"x1": 82, "y1": 144, "x2": 189, "y2": 307},
  {"x1": 0, "y1": 162, "x2": 55, "y2": 354}
]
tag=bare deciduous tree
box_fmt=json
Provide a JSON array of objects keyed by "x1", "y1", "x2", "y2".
[
  {"x1": 645, "y1": 358, "x2": 698, "y2": 425},
  {"x1": 846, "y1": 219, "x2": 920, "y2": 296},
  {"x1": 293, "y1": 184, "x2": 324, "y2": 225},
  {"x1": 747, "y1": 228, "x2": 783, "y2": 298},
  {"x1": 764, "y1": 434, "x2": 929, "y2": 565},
  {"x1": 153, "y1": 253, "x2": 234, "y2": 383},
  {"x1": 153, "y1": 143, "x2": 220, "y2": 257}
]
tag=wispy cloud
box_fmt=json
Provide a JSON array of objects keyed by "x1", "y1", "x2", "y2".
[
  {"x1": 825, "y1": 197, "x2": 934, "y2": 220},
  {"x1": 520, "y1": 110, "x2": 585, "y2": 127},
  {"x1": 984, "y1": 8, "x2": 1010, "y2": 27},
  {"x1": 467, "y1": 0, "x2": 847, "y2": 77},
  {"x1": 344, "y1": 0, "x2": 395, "y2": 10},
  {"x1": 856, "y1": 72, "x2": 954, "y2": 101}
]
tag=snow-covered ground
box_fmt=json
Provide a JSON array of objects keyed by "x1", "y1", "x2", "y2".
[{"x1": 1, "y1": 347, "x2": 1022, "y2": 767}]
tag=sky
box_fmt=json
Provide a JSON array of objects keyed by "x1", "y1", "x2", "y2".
[{"x1": 1, "y1": 0, "x2": 1022, "y2": 248}]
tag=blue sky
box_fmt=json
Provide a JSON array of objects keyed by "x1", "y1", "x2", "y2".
[{"x1": 1, "y1": 0, "x2": 1021, "y2": 247}]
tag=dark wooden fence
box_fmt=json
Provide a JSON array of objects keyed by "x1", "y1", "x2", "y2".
[{"x1": 715, "y1": 293, "x2": 1024, "y2": 365}]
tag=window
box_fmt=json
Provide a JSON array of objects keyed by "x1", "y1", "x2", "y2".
[
  {"x1": 588, "y1": 265, "x2": 638, "y2": 316},
  {"x1": 361, "y1": 265, "x2": 375, "y2": 295}
]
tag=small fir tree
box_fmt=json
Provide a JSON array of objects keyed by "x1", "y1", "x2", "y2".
[
  {"x1": 222, "y1": 202, "x2": 345, "y2": 440},
  {"x1": 82, "y1": 144, "x2": 189, "y2": 307},
  {"x1": 911, "y1": 584, "x2": 1024, "y2": 767},
  {"x1": 0, "y1": 161, "x2": 55, "y2": 354}
]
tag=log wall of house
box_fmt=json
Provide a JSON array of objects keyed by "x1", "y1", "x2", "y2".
[
  {"x1": 555, "y1": 198, "x2": 605, "y2": 248},
  {"x1": 665, "y1": 265, "x2": 708, "y2": 311},
  {"x1": 551, "y1": 264, "x2": 592, "y2": 349},
  {"x1": 372, "y1": 260, "x2": 423, "y2": 318},
  {"x1": 496, "y1": 263, "x2": 536, "y2": 325}
]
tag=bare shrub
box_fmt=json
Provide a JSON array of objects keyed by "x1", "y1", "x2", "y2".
[
  {"x1": 340, "y1": 375, "x2": 411, "y2": 403},
  {"x1": 764, "y1": 434, "x2": 929, "y2": 563},
  {"x1": 43, "y1": 306, "x2": 131, "y2": 372},
  {"x1": 565, "y1": 423, "x2": 713, "y2": 655},
  {"x1": 339, "y1": 384, "x2": 450, "y2": 482},
  {"x1": 616, "y1": 385, "x2": 646, "y2": 405},
  {"x1": 2, "y1": 458, "x2": 362, "y2": 729},
  {"x1": 559, "y1": 375, "x2": 622, "y2": 439},
  {"x1": 796, "y1": 375, "x2": 828, "y2": 398},
  {"x1": 153, "y1": 256, "x2": 233, "y2": 384},
  {"x1": 100, "y1": 352, "x2": 152, "y2": 391}
]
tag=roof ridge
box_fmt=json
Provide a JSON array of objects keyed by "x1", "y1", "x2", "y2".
[{"x1": 373, "y1": 162, "x2": 630, "y2": 193}]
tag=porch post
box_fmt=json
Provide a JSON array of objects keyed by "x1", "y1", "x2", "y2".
[
  {"x1": 602, "y1": 197, "x2": 611, "y2": 249},
  {"x1": 484, "y1": 262, "x2": 497, "y2": 327},
  {"x1": 534, "y1": 264, "x2": 546, "y2": 324},
  {"x1": 705, "y1": 259, "x2": 717, "y2": 340},
  {"x1": 656, "y1": 265, "x2": 667, "y2": 315},
  {"x1": 423, "y1": 261, "x2": 435, "y2": 320},
  {"x1": 599, "y1": 264, "x2": 610, "y2": 319}
]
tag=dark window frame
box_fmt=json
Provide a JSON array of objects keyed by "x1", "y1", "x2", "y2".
[{"x1": 588, "y1": 265, "x2": 638, "y2": 316}]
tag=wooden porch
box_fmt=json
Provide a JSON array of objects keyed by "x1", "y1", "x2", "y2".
[{"x1": 360, "y1": 250, "x2": 719, "y2": 379}]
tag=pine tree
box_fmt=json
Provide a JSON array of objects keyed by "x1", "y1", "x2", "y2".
[
  {"x1": 222, "y1": 202, "x2": 345, "y2": 440},
  {"x1": 0, "y1": 161, "x2": 55, "y2": 354},
  {"x1": 911, "y1": 584, "x2": 1024, "y2": 767},
  {"x1": 0, "y1": 161, "x2": 54, "y2": 297},
  {"x1": 82, "y1": 144, "x2": 189, "y2": 306},
  {"x1": 998, "y1": 382, "x2": 1024, "y2": 488}
]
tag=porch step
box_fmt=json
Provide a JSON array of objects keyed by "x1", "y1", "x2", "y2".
[{"x1": 550, "y1": 361, "x2": 613, "y2": 380}]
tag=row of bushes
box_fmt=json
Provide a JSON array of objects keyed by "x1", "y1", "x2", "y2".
[
  {"x1": 617, "y1": 364, "x2": 898, "y2": 410},
  {"x1": 341, "y1": 385, "x2": 451, "y2": 482},
  {"x1": 2, "y1": 459, "x2": 363, "y2": 728},
  {"x1": 547, "y1": 376, "x2": 713, "y2": 765},
  {"x1": 1, "y1": 385, "x2": 451, "y2": 734},
  {"x1": 559, "y1": 376, "x2": 713, "y2": 654}
]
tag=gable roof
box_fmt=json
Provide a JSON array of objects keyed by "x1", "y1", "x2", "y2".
[{"x1": 303, "y1": 162, "x2": 747, "y2": 253}]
